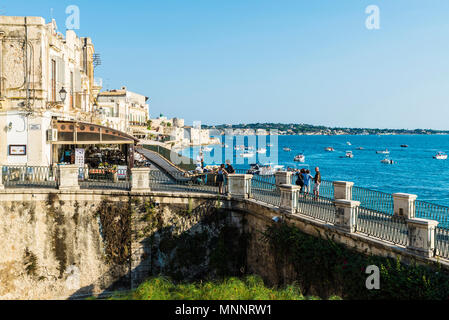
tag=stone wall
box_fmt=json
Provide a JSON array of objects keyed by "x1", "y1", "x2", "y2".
[
  {"x1": 1, "y1": 189, "x2": 449, "y2": 300},
  {"x1": 0, "y1": 190, "x2": 247, "y2": 299}
]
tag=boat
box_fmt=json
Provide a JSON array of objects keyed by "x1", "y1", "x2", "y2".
[
  {"x1": 283, "y1": 148, "x2": 292, "y2": 152},
  {"x1": 202, "y1": 147, "x2": 213, "y2": 152},
  {"x1": 347, "y1": 142, "x2": 352, "y2": 146},
  {"x1": 267, "y1": 143, "x2": 274, "y2": 147},
  {"x1": 381, "y1": 158, "x2": 395, "y2": 164},
  {"x1": 357, "y1": 147, "x2": 364, "y2": 150},
  {"x1": 434, "y1": 152, "x2": 448, "y2": 160},
  {"x1": 294, "y1": 154, "x2": 306, "y2": 163},
  {"x1": 376, "y1": 149, "x2": 390, "y2": 155},
  {"x1": 401, "y1": 145, "x2": 409, "y2": 148},
  {"x1": 257, "y1": 148, "x2": 267, "y2": 154},
  {"x1": 325, "y1": 147, "x2": 335, "y2": 152},
  {"x1": 345, "y1": 151, "x2": 354, "y2": 158},
  {"x1": 241, "y1": 152, "x2": 255, "y2": 158}
]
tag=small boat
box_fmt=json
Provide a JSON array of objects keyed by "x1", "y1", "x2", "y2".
[
  {"x1": 257, "y1": 148, "x2": 267, "y2": 154},
  {"x1": 325, "y1": 147, "x2": 335, "y2": 152},
  {"x1": 401, "y1": 145, "x2": 409, "y2": 148},
  {"x1": 357, "y1": 147, "x2": 364, "y2": 150},
  {"x1": 294, "y1": 154, "x2": 306, "y2": 163},
  {"x1": 376, "y1": 149, "x2": 390, "y2": 155},
  {"x1": 434, "y1": 152, "x2": 448, "y2": 160},
  {"x1": 202, "y1": 147, "x2": 213, "y2": 152},
  {"x1": 241, "y1": 152, "x2": 255, "y2": 158},
  {"x1": 345, "y1": 151, "x2": 354, "y2": 158},
  {"x1": 347, "y1": 142, "x2": 352, "y2": 146},
  {"x1": 283, "y1": 148, "x2": 292, "y2": 152},
  {"x1": 381, "y1": 158, "x2": 395, "y2": 164}
]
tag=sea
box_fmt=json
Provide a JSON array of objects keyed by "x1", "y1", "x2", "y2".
[{"x1": 180, "y1": 135, "x2": 449, "y2": 206}]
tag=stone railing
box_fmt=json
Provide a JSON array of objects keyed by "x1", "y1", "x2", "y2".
[
  {"x1": 227, "y1": 172, "x2": 443, "y2": 261},
  {"x1": 1, "y1": 167, "x2": 447, "y2": 261}
]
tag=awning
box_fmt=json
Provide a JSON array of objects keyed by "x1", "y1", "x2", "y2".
[{"x1": 53, "y1": 120, "x2": 139, "y2": 145}]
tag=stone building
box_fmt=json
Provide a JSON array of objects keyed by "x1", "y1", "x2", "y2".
[
  {"x1": 0, "y1": 16, "x2": 98, "y2": 166},
  {"x1": 96, "y1": 86, "x2": 150, "y2": 139}
]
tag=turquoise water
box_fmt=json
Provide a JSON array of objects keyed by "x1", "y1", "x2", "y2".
[{"x1": 181, "y1": 135, "x2": 449, "y2": 206}]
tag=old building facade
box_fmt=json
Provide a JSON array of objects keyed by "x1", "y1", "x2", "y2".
[{"x1": 0, "y1": 16, "x2": 97, "y2": 166}]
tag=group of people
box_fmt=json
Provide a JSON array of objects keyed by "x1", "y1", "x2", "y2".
[
  {"x1": 294, "y1": 167, "x2": 322, "y2": 197},
  {"x1": 194, "y1": 159, "x2": 235, "y2": 195}
]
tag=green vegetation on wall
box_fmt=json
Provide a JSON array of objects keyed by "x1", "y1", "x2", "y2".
[
  {"x1": 263, "y1": 223, "x2": 449, "y2": 300},
  {"x1": 109, "y1": 276, "x2": 319, "y2": 300}
]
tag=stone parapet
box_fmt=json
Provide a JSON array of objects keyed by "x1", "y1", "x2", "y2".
[
  {"x1": 131, "y1": 168, "x2": 151, "y2": 192},
  {"x1": 228, "y1": 174, "x2": 253, "y2": 199},
  {"x1": 333, "y1": 181, "x2": 354, "y2": 200},
  {"x1": 58, "y1": 165, "x2": 80, "y2": 191}
]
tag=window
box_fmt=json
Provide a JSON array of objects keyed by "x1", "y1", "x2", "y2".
[{"x1": 51, "y1": 59, "x2": 56, "y2": 101}]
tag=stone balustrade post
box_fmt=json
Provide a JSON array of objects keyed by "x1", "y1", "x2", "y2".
[
  {"x1": 0, "y1": 166, "x2": 4, "y2": 190},
  {"x1": 407, "y1": 218, "x2": 439, "y2": 258},
  {"x1": 58, "y1": 165, "x2": 80, "y2": 191},
  {"x1": 334, "y1": 200, "x2": 360, "y2": 233},
  {"x1": 228, "y1": 174, "x2": 253, "y2": 199},
  {"x1": 393, "y1": 193, "x2": 417, "y2": 219},
  {"x1": 131, "y1": 168, "x2": 151, "y2": 192},
  {"x1": 275, "y1": 171, "x2": 293, "y2": 190},
  {"x1": 333, "y1": 181, "x2": 354, "y2": 200},
  {"x1": 280, "y1": 184, "x2": 301, "y2": 214}
]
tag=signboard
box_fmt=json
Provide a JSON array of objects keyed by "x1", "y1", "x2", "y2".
[
  {"x1": 29, "y1": 124, "x2": 41, "y2": 131},
  {"x1": 75, "y1": 149, "x2": 85, "y2": 180},
  {"x1": 75, "y1": 148, "x2": 85, "y2": 167},
  {"x1": 9, "y1": 145, "x2": 27, "y2": 156}
]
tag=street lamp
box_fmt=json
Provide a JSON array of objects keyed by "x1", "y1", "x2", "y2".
[{"x1": 59, "y1": 87, "x2": 67, "y2": 103}]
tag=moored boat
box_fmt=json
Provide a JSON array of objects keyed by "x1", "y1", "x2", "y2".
[
  {"x1": 294, "y1": 154, "x2": 306, "y2": 163},
  {"x1": 434, "y1": 152, "x2": 448, "y2": 160},
  {"x1": 376, "y1": 149, "x2": 390, "y2": 155}
]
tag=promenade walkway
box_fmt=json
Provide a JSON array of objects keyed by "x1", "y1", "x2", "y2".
[{"x1": 136, "y1": 147, "x2": 187, "y2": 177}]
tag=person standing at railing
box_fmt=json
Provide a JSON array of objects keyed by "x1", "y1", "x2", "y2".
[
  {"x1": 217, "y1": 164, "x2": 229, "y2": 195},
  {"x1": 295, "y1": 169, "x2": 305, "y2": 193},
  {"x1": 313, "y1": 167, "x2": 321, "y2": 198},
  {"x1": 302, "y1": 169, "x2": 313, "y2": 194}
]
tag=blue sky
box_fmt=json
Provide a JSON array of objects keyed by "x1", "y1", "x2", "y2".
[{"x1": 3, "y1": 0, "x2": 449, "y2": 129}]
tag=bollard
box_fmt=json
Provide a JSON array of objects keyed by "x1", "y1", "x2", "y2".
[
  {"x1": 333, "y1": 181, "x2": 354, "y2": 200},
  {"x1": 131, "y1": 168, "x2": 151, "y2": 192},
  {"x1": 280, "y1": 184, "x2": 301, "y2": 214},
  {"x1": 334, "y1": 199, "x2": 360, "y2": 233},
  {"x1": 228, "y1": 174, "x2": 253, "y2": 199},
  {"x1": 58, "y1": 165, "x2": 80, "y2": 191}
]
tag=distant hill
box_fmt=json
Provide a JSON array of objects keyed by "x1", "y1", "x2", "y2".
[{"x1": 202, "y1": 123, "x2": 449, "y2": 135}]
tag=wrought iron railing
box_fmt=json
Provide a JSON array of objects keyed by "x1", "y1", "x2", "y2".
[
  {"x1": 2, "y1": 166, "x2": 57, "y2": 189},
  {"x1": 352, "y1": 186, "x2": 394, "y2": 215},
  {"x1": 416, "y1": 200, "x2": 449, "y2": 229},
  {"x1": 148, "y1": 170, "x2": 220, "y2": 195},
  {"x1": 355, "y1": 207, "x2": 408, "y2": 246},
  {"x1": 79, "y1": 168, "x2": 131, "y2": 191},
  {"x1": 297, "y1": 193, "x2": 336, "y2": 224},
  {"x1": 251, "y1": 175, "x2": 280, "y2": 207}
]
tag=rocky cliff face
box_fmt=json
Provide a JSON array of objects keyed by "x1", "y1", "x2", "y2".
[{"x1": 0, "y1": 191, "x2": 250, "y2": 299}]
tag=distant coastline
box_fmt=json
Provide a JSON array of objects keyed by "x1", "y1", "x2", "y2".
[{"x1": 202, "y1": 123, "x2": 449, "y2": 136}]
